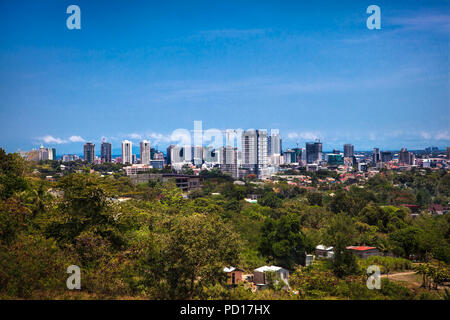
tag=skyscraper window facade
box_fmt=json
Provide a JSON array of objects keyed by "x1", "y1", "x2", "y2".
[
  {"x1": 101, "y1": 140, "x2": 112, "y2": 163},
  {"x1": 140, "y1": 140, "x2": 151, "y2": 165},
  {"x1": 83, "y1": 142, "x2": 95, "y2": 163},
  {"x1": 122, "y1": 140, "x2": 132, "y2": 164}
]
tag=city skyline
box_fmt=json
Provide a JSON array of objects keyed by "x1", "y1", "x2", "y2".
[
  {"x1": 1, "y1": 0, "x2": 449, "y2": 154},
  {"x1": 27, "y1": 135, "x2": 449, "y2": 157}
]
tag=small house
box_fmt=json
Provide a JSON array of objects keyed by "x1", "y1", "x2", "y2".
[
  {"x1": 223, "y1": 267, "x2": 244, "y2": 285},
  {"x1": 315, "y1": 245, "x2": 334, "y2": 259},
  {"x1": 428, "y1": 204, "x2": 444, "y2": 216},
  {"x1": 346, "y1": 246, "x2": 381, "y2": 259},
  {"x1": 253, "y1": 266, "x2": 289, "y2": 289}
]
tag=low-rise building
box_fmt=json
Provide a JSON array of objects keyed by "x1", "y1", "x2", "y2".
[
  {"x1": 346, "y1": 246, "x2": 381, "y2": 259},
  {"x1": 427, "y1": 204, "x2": 450, "y2": 215},
  {"x1": 253, "y1": 266, "x2": 289, "y2": 289},
  {"x1": 315, "y1": 245, "x2": 334, "y2": 259},
  {"x1": 223, "y1": 267, "x2": 244, "y2": 286}
]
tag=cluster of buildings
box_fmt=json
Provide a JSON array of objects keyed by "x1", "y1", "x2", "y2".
[
  {"x1": 224, "y1": 244, "x2": 384, "y2": 292},
  {"x1": 76, "y1": 139, "x2": 165, "y2": 168},
  {"x1": 20, "y1": 146, "x2": 56, "y2": 161},
  {"x1": 23, "y1": 132, "x2": 450, "y2": 181}
]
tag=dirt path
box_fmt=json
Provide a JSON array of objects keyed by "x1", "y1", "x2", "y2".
[{"x1": 380, "y1": 271, "x2": 417, "y2": 278}]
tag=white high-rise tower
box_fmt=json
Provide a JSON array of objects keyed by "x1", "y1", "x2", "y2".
[
  {"x1": 140, "y1": 140, "x2": 151, "y2": 164},
  {"x1": 121, "y1": 140, "x2": 132, "y2": 164}
]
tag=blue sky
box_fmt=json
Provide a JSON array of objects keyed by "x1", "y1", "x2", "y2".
[{"x1": 0, "y1": 0, "x2": 449, "y2": 154}]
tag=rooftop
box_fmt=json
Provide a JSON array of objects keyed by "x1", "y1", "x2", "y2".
[
  {"x1": 254, "y1": 265, "x2": 285, "y2": 272},
  {"x1": 346, "y1": 246, "x2": 377, "y2": 251}
]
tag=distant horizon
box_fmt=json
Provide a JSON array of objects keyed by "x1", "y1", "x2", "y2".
[{"x1": 15, "y1": 144, "x2": 448, "y2": 158}]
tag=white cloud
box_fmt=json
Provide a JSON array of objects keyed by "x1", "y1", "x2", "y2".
[
  {"x1": 435, "y1": 131, "x2": 450, "y2": 140},
  {"x1": 420, "y1": 131, "x2": 431, "y2": 139},
  {"x1": 148, "y1": 132, "x2": 173, "y2": 143},
  {"x1": 39, "y1": 135, "x2": 66, "y2": 144},
  {"x1": 68, "y1": 135, "x2": 85, "y2": 142},
  {"x1": 287, "y1": 131, "x2": 321, "y2": 141},
  {"x1": 388, "y1": 13, "x2": 450, "y2": 34},
  {"x1": 127, "y1": 133, "x2": 143, "y2": 140}
]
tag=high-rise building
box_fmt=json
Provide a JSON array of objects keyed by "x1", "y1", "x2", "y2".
[
  {"x1": 166, "y1": 144, "x2": 183, "y2": 164},
  {"x1": 283, "y1": 149, "x2": 296, "y2": 164},
  {"x1": 241, "y1": 130, "x2": 268, "y2": 177},
  {"x1": 38, "y1": 146, "x2": 49, "y2": 161},
  {"x1": 150, "y1": 147, "x2": 156, "y2": 160},
  {"x1": 219, "y1": 146, "x2": 238, "y2": 178},
  {"x1": 268, "y1": 132, "x2": 282, "y2": 156},
  {"x1": 327, "y1": 154, "x2": 344, "y2": 165},
  {"x1": 305, "y1": 141, "x2": 322, "y2": 164},
  {"x1": 292, "y1": 148, "x2": 302, "y2": 163},
  {"x1": 447, "y1": 147, "x2": 450, "y2": 160},
  {"x1": 398, "y1": 148, "x2": 409, "y2": 164},
  {"x1": 38, "y1": 146, "x2": 56, "y2": 161},
  {"x1": 203, "y1": 146, "x2": 218, "y2": 163},
  {"x1": 344, "y1": 144, "x2": 354, "y2": 158},
  {"x1": 372, "y1": 148, "x2": 381, "y2": 165},
  {"x1": 399, "y1": 147, "x2": 415, "y2": 165},
  {"x1": 121, "y1": 140, "x2": 132, "y2": 164},
  {"x1": 83, "y1": 142, "x2": 95, "y2": 163},
  {"x1": 140, "y1": 140, "x2": 151, "y2": 165},
  {"x1": 408, "y1": 152, "x2": 415, "y2": 166},
  {"x1": 192, "y1": 145, "x2": 204, "y2": 166},
  {"x1": 101, "y1": 140, "x2": 112, "y2": 163},
  {"x1": 381, "y1": 151, "x2": 393, "y2": 163}
]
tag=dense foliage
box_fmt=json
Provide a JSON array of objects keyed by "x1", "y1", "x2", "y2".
[{"x1": 0, "y1": 148, "x2": 449, "y2": 299}]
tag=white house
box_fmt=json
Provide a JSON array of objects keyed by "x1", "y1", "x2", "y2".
[
  {"x1": 253, "y1": 266, "x2": 289, "y2": 289},
  {"x1": 315, "y1": 245, "x2": 334, "y2": 259}
]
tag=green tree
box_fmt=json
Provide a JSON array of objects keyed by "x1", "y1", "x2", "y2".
[
  {"x1": 388, "y1": 226, "x2": 421, "y2": 259},
  {"x1": 0, "y1": 149, "x2": 29, "y2": 200},
  {"x1": 145, "y1": 213, "x2": 241, "y2": 299},
  {"x1": 259, "y1": 192, "x2": 282, "y2": 208},
  {"x1": 306, "y1": 192, "x2": 323, "y2": 206},
  {"x1": 259, "y1": 213, "x2": 311, "y2": 269},
  {"x1": 323, "y1": 213, "x2": 359, "y2": 278},
  {"x1": 45, "y1": 173, "x2": 125, "y2": 249}
]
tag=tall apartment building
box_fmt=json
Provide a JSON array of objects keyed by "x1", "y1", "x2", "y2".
[
  {"x1": 38, "y1": 146, "x2": 48, "y2": 161},
  {"x1": 192, "y1": 145, "x2": 204, "y2": 166},
  {"x1": 121, "y1": 140, "x2": 132, "y2": 164},
  {"x1": 241, "y1": 129, "x2": 268, "y2": 177},
  {"x1": 38, "y1": 146, "x2": 56, "y2": 161},
  {"x1": 399, "y1": 147, "x2": 415, "y2": 165},
  {"x1": 283, "y1": 149, "x2": 296, "y2": 164},
  {"x1": 101, "y1": 140, "x2": 112, "y2": 163},
  {"x1": 203, "y1": 146, "x2": 219, "y2": 163},
  {"x1": 140, "y1": 140, "x2": 151, "y2": 165},
  {"x1": 166, "y1": 144, "x2": 184, "y2": 164},
  {"x1": 381, "y1": 151, "x2": 393, "y2": 163},
  {"x1": 343, "y1": 144, "x2": 354, "y2": 158},
  {"x1": 372, "y1": 148, "x2": 381, "y2": 165},
  {"x1": 219, "y1": 146, "x2": 238, "y2": 178},
  {"x1": 268, "y1": 131, "x2": 282, "y2": 156},
  {"x1": 398, "y1": 148, "x2": 409, "y2": 164},
  {"x1": 305, "y1": 141, "x2": 322, "y2": 164},
  {"x1": 83, "y1": 142, "x2": 95, "y2": 163}
]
